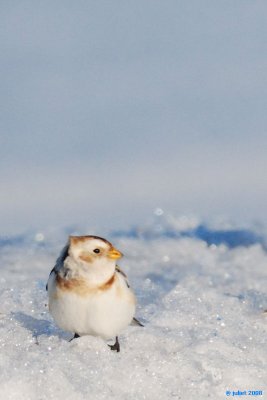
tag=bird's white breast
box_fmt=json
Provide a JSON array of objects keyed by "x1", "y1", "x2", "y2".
[{"x1": 48, "y1": 271, "x2": 136, "y2": 339}]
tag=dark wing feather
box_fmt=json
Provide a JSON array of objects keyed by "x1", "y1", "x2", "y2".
[
  {"x1": 46, "y1": 243, "x2": 69, "y2": 291},
  {"x1": 46, "y1": 266, "x2": 56, "y2": 291},
  {"x1": 115, "y1": 265, "x2": 130, "y2": 288}
]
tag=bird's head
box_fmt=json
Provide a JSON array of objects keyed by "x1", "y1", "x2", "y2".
[{"x1": 66, "y1": 235, "x2": 123, "y2": 284}]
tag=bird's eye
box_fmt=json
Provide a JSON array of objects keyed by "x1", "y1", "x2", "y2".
[{"x1": 93, "y1": 248, "x2": 100, "y2": 254}]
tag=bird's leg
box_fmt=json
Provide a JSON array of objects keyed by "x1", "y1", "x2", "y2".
[
  {"x1": 108, "y1": 336, "x2": 120, "y2": 352},
  {"x1": 69, "y1": 333, "x2": 80, "y2": 342}
]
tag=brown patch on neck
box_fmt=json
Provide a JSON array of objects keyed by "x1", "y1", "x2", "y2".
[
  {"x1": 56, "y1": 275, "x2": 91, "y2": 296},
  {"x1": 56, "y1": 273, "x2": 116, "y2": 296},
  {"x1": 99, "y1": 273, "x2": 115, "y2": 291}
]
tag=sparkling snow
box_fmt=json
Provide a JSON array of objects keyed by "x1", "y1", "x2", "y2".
[{"x1": 0, "y1": 217, "x2": 266, "y2": 399}]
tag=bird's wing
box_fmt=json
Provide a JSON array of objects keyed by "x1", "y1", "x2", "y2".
[
  {"x1": 115, "y1": 265, "x2": 130, "y2": 288},
  {"x1": 115, "y1": 266, "x2": 144, "y2": 327},
  {"x1": 46, "y1": 243, "x2": 69, "y2": 291}
]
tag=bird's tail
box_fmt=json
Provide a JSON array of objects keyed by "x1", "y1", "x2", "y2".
[{"x1": 131, "y1": 317, "x2": 144, "y2": 327}]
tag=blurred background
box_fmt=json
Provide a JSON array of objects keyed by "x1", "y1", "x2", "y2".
[{"x1": 1, "y1": 1, "x2": 267, "y2": 234}]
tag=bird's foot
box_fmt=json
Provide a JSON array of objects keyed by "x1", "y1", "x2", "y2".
[
  {"x1": 108, "y1": 336, "x2": 120, "y2": 352},
  {"x1": 69, "y1": 333, "x2": 80, "y2": 342}
]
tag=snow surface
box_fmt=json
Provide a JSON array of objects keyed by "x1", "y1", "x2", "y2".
[{"x1": 0, "y1": 216, "x2": 266, "y2": 399}]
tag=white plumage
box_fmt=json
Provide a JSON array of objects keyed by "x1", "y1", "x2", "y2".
[{"x1": 47, "y1": 236, "x2": 139, "y2": 351}]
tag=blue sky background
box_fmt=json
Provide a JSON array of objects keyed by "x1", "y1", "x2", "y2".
[{"x1": 1, "y1": 1, "x2": 267, "y2": 233}]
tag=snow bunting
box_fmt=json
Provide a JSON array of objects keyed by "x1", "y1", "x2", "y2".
[{"x1": 47, "y1": 235, "x2": 142, "y2": 352}]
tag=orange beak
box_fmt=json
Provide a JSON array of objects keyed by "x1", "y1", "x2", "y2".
[{"x1": 108, "y1": 247, "x2": 123, "y2": 260}]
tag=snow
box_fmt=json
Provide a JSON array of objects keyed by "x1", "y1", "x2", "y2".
[{"x1": 0, "y1": 217, "x2": 266, "y2": 399}]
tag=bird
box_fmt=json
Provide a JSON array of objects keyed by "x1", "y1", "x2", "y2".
[{"x1": 46, "y1": 235, "x2": 143, "y2": 352}]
